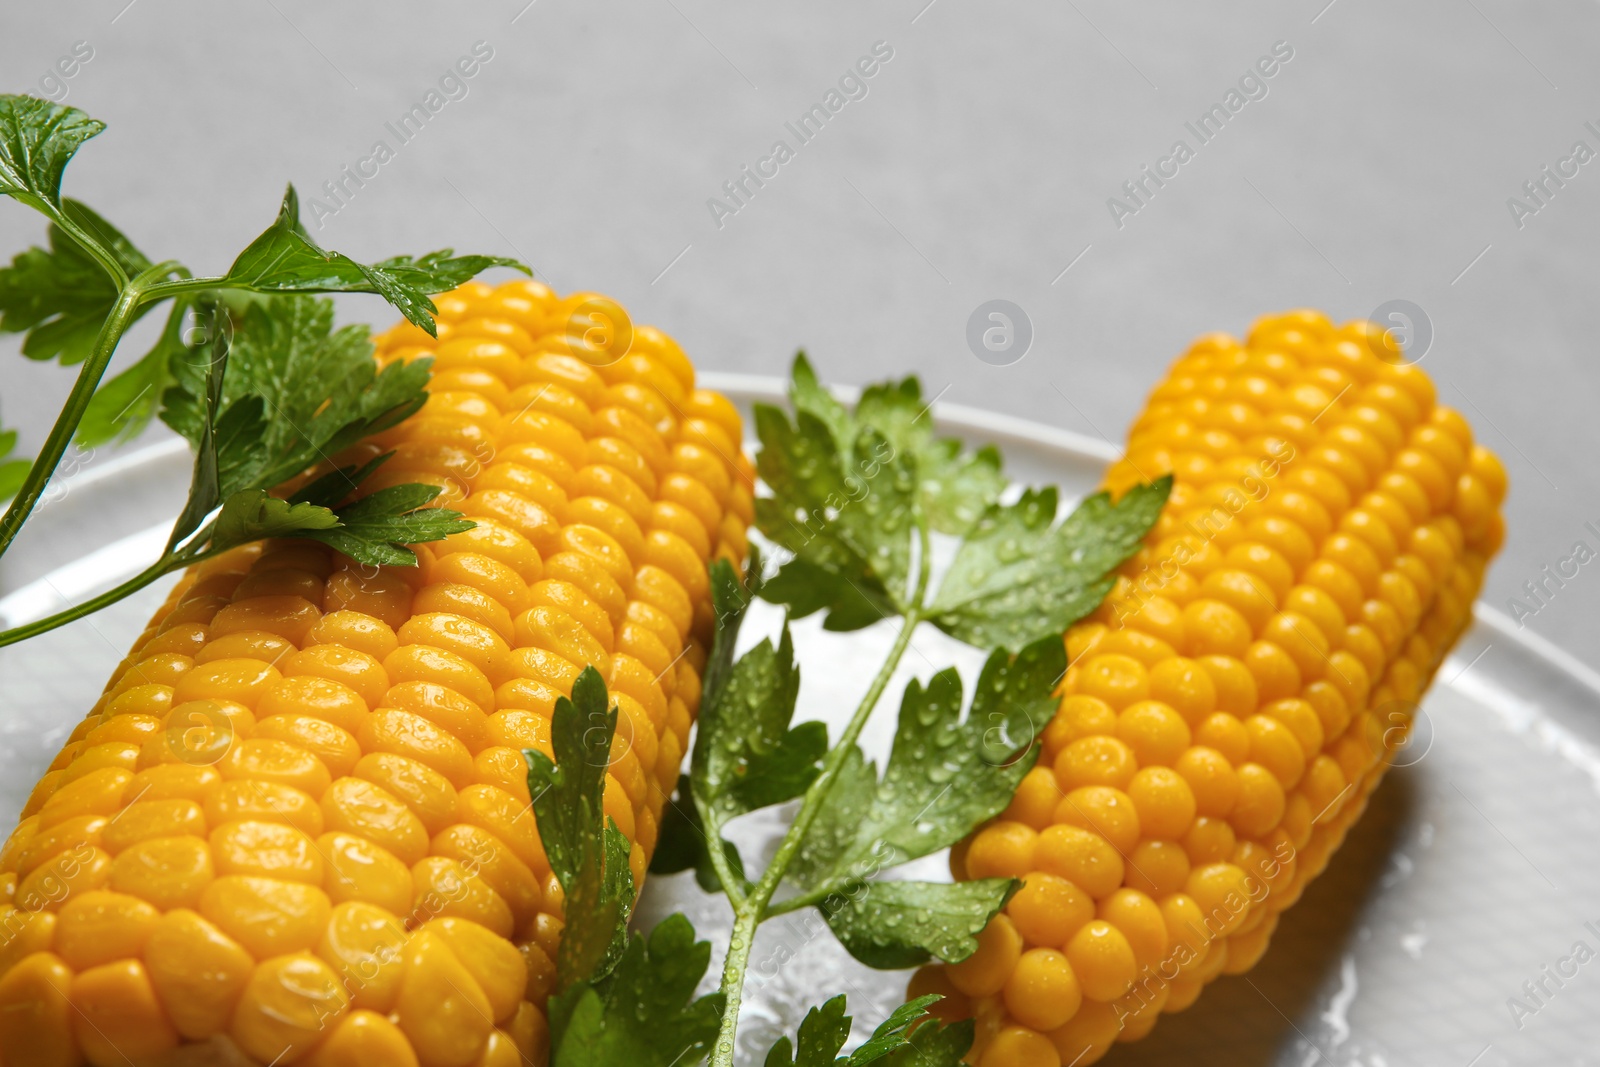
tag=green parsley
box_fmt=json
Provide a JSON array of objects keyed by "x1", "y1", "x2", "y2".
[
  {"x1": 0, "y1": 94, "x2": 526, "y2": 644},
  {"x1": 646, "y1": 356, "x2": 1169, "y2": 1066}
]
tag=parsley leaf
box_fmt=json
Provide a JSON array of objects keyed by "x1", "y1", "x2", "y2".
[
  {"x1": 879, "y1": 1015, "x2": 973, "y2": 1067},
  {"x1": 547, "y1": 914, "x2": 725, "y2": 1067},
  {"x1": 695, "y1": 606, "x2": 819, "y2": 821},
  {"x1": 928, "y1": 476, "x2": 1172, "y2": 650},
  {"x1": 304, "y1": 483, "x2": 473, "y2": 567},
  {"x1": 788, "y1": 353, "x2": 1006, "y2": 536},
  {"x1": 208, "y1": 489, "x2": 340, "y2": 552},
  {"x1": 688, "y1": 553, "x2": 824, "y2": 896},
  {"x1": 0, "y1": 424, "x2": 31, "y2": 501},
  {"x1": 526, "y1": 667, "x2": 636, "y2": 989},
  {"x1": 0, "y1": 200, "x2": 154, "y2": 366},
  {"x1": 225, "y1": 185, "x2": 526, "y2": 335},
  {"x1": 784, "y1": 637, "x2": 1062, "y2": 966},
  {"x1": 821, "y1": 879, "x2": 1019, "y2": 970},
  {"x1": 754, "y1": 400, "x2": 916, "y2": 631},
  {"x1": 162, "y1": 294, "x2": 430, "y2": 497},
  {"x1": 850, "y1": 997, "x2": 961, "y2": 1066},
  {"x1": 158, "y1": 294, "x2": 471, "y2": 565},
  {"x1": 796, "y1": 636, "x2": 1063, "y2": 881},
  {"x1": 762, "y1": 995, "x2": 967, "y2": 1067},
  {"x1": 0, "y1": 96, "x2": 104, "y2": 212},
  {"x1": 164, "y1": 297, "x2": 233, "y2": 549}
]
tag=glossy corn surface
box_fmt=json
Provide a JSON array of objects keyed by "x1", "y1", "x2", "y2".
[
  {"x1": 0, "y1": 280, "x2": 753, "y2": 1067},
  {"x1": 909, "y1": 310, "x2": 1506, "y2": 1067}
]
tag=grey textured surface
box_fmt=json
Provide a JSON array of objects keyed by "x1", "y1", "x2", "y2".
[{"x1": 2, "y1": 0, "x2": 1598, "y2": 673}]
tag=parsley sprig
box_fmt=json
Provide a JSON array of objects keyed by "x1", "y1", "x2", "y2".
[
  {"x1": 0, "y1": 95, "x2": 525, "y2": 643},
  {"x1": 562, "y1": 356, "x2": 1170, "y2": 1065}
]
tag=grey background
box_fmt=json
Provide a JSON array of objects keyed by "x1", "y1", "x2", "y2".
[{"x1": 2, "y1": 0, "x2": 1597, "y2": 669}]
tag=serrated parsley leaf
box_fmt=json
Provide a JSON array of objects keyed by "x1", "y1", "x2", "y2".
[
  {"x1": 764, "y1": 995, "x2": 850, "y2": 1067},
  {"x1": 0, "y1": 200, "x2": 153, "y2": 366},
  {"x1": 788, "y1": 353, "x2": 1006, "y2": 536},
  {"x1": 879, "y1": 1015, "x2": 973, "y2": 1067},
  {"x1": 526, "y1": 668, "x2": 636, "y2": 989},
  {"x1": 762, "y1": 995, "x2": 965, "y2": 1067},
  {"x1": 300, "y1": 482, "x2": 473, "y2": 568},
  {"x1": 208, "y1": 489, "x2": 340, "y2": 553},
  {"x1": 929, "y1": 476, "x2": 1172, "y2": 650},
  {"x1": 690, "y1": 553, "x2": 823, "y2": 895},
  {"x1": 849, "y1": 996, "x2": 961, "y2": 1066},
  {"x1": 702, "y1": 550, "x2": 761, "y2": 718},
  {"x1": 695, "y1": 622, "x2": 815, "y2": 820},
  {"x1": 754, "y1": 402, "x2": 915, "y2": 631},
  {"x1": 225, "y1": 185, "x2": 526, "y2": 335},
  {"x1": 796, "y1": 636, "x2": 1062, "y2": 883},
  {"x1": 787, "y1": 638, "x2": 1062, "y2": 967},
  {"x1": 823, "y1": 879, "x2": 1018, "y2": 970},
  {"x1": 548, "y1": 914, "x2": 724, "y2": 1067},
  {"x1": 0, "y1": 96, "x2": 104, "y2": 212},
  {"x1": 162, "y1": 294, "x2": 431, "y2": 499},
  {"x1": 787, "y1": 352, "x2": 854, "y2": 453}
]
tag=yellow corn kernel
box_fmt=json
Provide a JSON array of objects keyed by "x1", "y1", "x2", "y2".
[
  {"x1": 0, "y1": 952, "x2": 78, "y2": 1067},
  {"x1": 411, "y1": 856, "x2": 514, "y2": 939},
  {"x1": 305, "y1": 1009, "x2": 423, "y2": 1067},
  {"x1": 53, "y1": 890, "x2": 159, "y2": 970},
  {"x1": 70, "y1": 958, "x2": 181, "y2": 1066},
  {"x1": 210, "y1": 820, "x2": 324, "y2": 883},
  {"x1": 394, "y1": 929, "x2": 496, "y2": 1067},
  {"x1": 0, "y1": 906, "x2": 56, "y2": 979},
  {"x1": 316, "y1": 900, "x2": 409, "y2": 1014},
  {"x1": 0, "y1": 283, "x2": 746, "y2": 1065},
  {"x1": 144, "y1": 907, "x2": 254, "y2": 1039},
  {"x1": 278, "y1": 649, "x2": 390, "y2": 714},
  {"x1": 199, "y1": 875, "x2": 332, "y2": 957},
  {"x1": 423, "y1": 916, "x2": 529, "y2": 1023},
  {"x1": 230, "y1": 952, "x2": 352, "y2": 1063},
  {"x1": 919, "y1": 311, "x2": 1503, "y2": 1063}
]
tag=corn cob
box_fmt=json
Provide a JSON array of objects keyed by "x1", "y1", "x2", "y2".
[
  {"x1": 908, "y1": 310, "x2": 1506, "y2": 1067},
  {"x1": 0, "y1": 279, "x2": 753, "y2": 1067}
]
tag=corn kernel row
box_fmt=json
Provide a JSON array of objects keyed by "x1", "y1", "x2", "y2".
[
  {"x1": 907, "y1": 310, "x2": 1505, "y2": 1067},
  {"x1": 0, "y1": 280, "x2": 753, "y2": 1067}
]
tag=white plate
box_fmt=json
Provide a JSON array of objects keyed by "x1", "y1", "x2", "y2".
[{"x1": 3, "y1": 375, "x2": 1598, "y2": 1066}]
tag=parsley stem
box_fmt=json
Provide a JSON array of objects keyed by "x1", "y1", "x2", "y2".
[
  {"x1": 0, "y1": 266, "x2": 162, "y2": 562},
  {"x1": 139, "y1": 275, "x2": 227, "y2": 304},
  {"x1": 51, "y1": 211, "x2": 131, "y2": 291},
  {"x1": 709, "y1": 517, "x2": 934, "y2": 1067},
  {"x1": 701, "y1": 814, "x2": 750, "y2": 911},
  {"x1": 0, "y1": 551, "x2": 186, "y2": 648}
]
